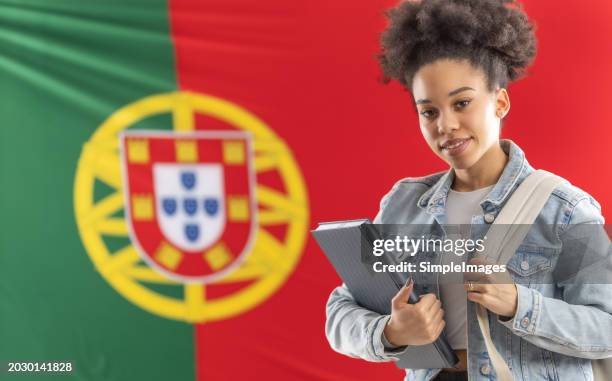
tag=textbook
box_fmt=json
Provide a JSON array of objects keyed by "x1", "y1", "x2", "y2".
[{"x1": 312, "y1": 219, "x2": 458, "y2": 369}]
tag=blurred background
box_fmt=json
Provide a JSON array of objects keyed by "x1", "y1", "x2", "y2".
[{"x1": 0, "y1": 0, "x2": 611, "y2": 380}]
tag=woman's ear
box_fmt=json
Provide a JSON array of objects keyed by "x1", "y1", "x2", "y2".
[{"x1": 495, "y1": 88, "x2": 511, "y2": 119}]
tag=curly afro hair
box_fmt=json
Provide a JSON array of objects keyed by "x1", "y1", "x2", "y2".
[{"x1": 378, "y1": 0, "x2": 537, "y2": 92}]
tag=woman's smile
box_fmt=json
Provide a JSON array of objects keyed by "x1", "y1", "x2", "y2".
[{"x1": 440, "y1": 137, "x2": 472, "y2": 157}]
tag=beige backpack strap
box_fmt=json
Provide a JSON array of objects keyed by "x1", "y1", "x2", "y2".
[{"x1": 475, "y1": 170, "x2": 564, "y2": 381}]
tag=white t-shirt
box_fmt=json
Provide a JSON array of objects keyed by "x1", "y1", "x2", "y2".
[{"x1": 440, "y1": 185, "x2": 493, "y2": 349}]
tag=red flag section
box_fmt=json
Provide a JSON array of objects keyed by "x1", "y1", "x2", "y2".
[{"x1": 166, "y1": 0, "x2": 612, "y2": 380}]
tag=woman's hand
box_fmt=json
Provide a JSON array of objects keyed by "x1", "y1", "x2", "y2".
[
  {"x1": 383, "y1": 278, "x2": 446, "y2": 346},
  {"x1": 464, "y1": 257, "x2": 518, "y2": 318}
]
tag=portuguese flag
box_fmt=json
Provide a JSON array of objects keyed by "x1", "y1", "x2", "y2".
[{"x1": 1, "y1": 0, "x2": 610, "y2": 380}]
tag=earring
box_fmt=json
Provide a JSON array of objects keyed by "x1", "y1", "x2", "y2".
[{"x1": 497, "y1": 110, "x2": 504, "y2": 118}]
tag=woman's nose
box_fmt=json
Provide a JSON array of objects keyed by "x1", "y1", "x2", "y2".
[{"x1": 437, "y1": 111, "x2": 460, "y2": 134}]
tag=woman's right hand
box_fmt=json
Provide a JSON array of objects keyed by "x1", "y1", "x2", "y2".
[{"x1": 383, "y1": 278, "x2": 446, "y2": 347}]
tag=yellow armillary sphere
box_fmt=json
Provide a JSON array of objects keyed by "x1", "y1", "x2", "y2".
[{"x1": 74, "y1": 92, "x2": 309, "y2": 323}]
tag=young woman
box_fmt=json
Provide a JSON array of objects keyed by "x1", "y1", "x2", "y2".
[{"x1": 324, "y1": 1, "x2": 612, "y2": 380}]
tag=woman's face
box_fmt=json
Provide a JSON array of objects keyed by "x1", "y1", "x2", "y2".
[{"x1": 411, "y1": 59, "x2": 509, "y2": 170}]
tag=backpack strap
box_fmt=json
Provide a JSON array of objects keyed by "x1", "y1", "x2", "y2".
[{"x1": 475, "y1": 170, "x2": 564, "y2": 381}]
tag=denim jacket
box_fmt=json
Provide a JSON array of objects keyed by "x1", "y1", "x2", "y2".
[{"x1": 324, "y1": 140, "x2": 612, "y2": 381}]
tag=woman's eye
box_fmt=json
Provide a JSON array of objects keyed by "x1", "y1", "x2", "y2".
[
  {"x1": 420, "y1": 109, "x2": 436, "y2": 119},
  {"x1": 455, "y1": 99, "x2": 471, "y2": 109}
]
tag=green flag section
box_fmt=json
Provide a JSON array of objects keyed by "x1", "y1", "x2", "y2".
[{"x1": 0, "y1": 1, "x2": 194, "y2": 380}]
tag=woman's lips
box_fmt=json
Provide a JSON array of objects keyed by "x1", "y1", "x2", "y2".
[{"x1": 440, "y1": 138, "x2": 472, "y2": 156}]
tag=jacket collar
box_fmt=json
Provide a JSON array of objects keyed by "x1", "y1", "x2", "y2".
[{"x1": 417, "y1": 140, "x2": 533, "y2": 215}]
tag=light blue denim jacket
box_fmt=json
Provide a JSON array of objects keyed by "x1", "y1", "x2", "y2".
[{"x1": 325, "y1": 140, "x2": 612, "y2": 381}]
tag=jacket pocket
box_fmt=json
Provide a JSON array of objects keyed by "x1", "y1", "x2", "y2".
[{"x1": 506, "y1": 244, "x2": 556, "y2": 283}]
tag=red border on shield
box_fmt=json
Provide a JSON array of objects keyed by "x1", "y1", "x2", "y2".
[{"x1": 119, "y1": 130, "x2": 257, "y2": 283}]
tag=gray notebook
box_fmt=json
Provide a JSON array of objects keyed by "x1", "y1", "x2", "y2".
[{"x1": 312, "y1": 219, "x2": 458, "y2": 369}]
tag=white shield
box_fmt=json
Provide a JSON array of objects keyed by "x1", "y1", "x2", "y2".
[{"x1": 153, "y1": 163, "x2": 226, "y2": 252}]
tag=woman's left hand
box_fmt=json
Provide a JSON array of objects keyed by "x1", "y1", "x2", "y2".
[{"x1": 464, "y1": 257, "x2": 518, "y2": 318}]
